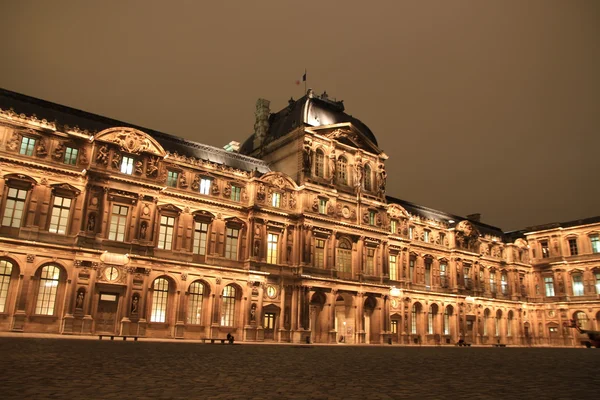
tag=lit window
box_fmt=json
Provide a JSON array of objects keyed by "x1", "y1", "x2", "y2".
[
  {"x1": 391, "y1": 320, "x2": 398, "y2": 334},
  {"x1": 364, "y1": 164, "x2": 372, "y2": 191},
  {"x1": 365, "y1": 248, "x2": 375, "y2": 275},
  {"x1": 568, "y1": 238, "x2": 578, "y2": 256},
  {"x1": 490, "y1": 273, "x2": 497, "y2": 293},
  {"x1": 319, "y1": 199, "x2": 327, "y2": 214},
  {"x1": 231, "y1": 185, "x2": 241, "y2": 201},
  {"x1": 443, "y1": 307, "x2": 450, "y2": 335},
  {"x1": 121, "y1": 156, "x2": 134, "y2": 174},
  {"x1": 479, "y1": 270, "x2": 485, "y2": 291},
  {"x1": 187, "y1": 281, "x2": 204, "y2": 325},
  {"x1": 19, "y1": 137, "x2": 36, "y2": 156},
  {"x1": 409, "y1": 257, "x2": 415, "y2": 281},
  {"x1": 389, "y1": 255, "x2": 397, "y2": 280},
  {"x1": 591, "y1": 235, "x2": 600, "y2": 253},
  {"x1": 390, "y1": 219, "x2": 397, "y2": 235},
  {"x1": 501, "y1": 273, "x2": 508, "y2": 295},
  {"x1": 425, "y1": 258, "x2": 432, "y2": 286},
  {"x1": 64, "y1": 147, "x2": 78, "y2": 165},
  {"x1": 108, "y1": 205, "x2": 128, "y2": 242},
  {"x1": 411, "y1": 304, "x2": 418, "y2": 334},
  {"x1": 439, "y1": 232, "x2": 446, "y2": 246},
  {"x1": 272, "y1": 193, "x2": 281, "y2": 208},
  {"x1": 427, "y1": 305, "x2": 434, "y2": 334},
  {"x1": 200, "y1": 178, "x2": 211, "y2": 195},
  {"x1": 369, "y1": 211, "x2": 376, "y2": 226},
  {"x1": 572, "y1": 274, "x2": 584, "y2": 296},
  {"x1": 166, "y1": 171, "x2": 179, "y2": 188},
  {"x1": 483, "y1": 310, "x2": 489, "y2": 336},
  {"x1": 409, "y1": 226, "x2": 414, "y2": 240},
  {"x1": 336, "y1": 240, "x2": 352, "y2": 273},
  {"x1": 315, "y1": 150, "x2": 324, "y2": 178},
  {"x1": 0, "y1": 260, "x2": 14, "y2": 313},
  {"x1": 35, "y1": 265, "x2": 60, "y2": 315},
  {"x1": 541, "y1": 240, "x2": 550, "y2": 258},
  {"x1": 150, "y1": 278, "x2": 169, "y2": 323},
  {"x1": 158, "y1": 215, "x2": 175, "y2": 250},
  {"x1": 544, "y1": 276, "x2": 555, "y2": 297},
  {"x1": 220, "y1": 285, "x2": 236, "y2": 326},
  {"x1": 267, "y1": 233, "x2": 278, "y2": 264},
  {"x1": 424, "y1": 230, "x2": 430, "y2": 243},
  {"x1": 264, "y1": 312, "x2": 275, "y2": 329},
  {"x1": 507, "y1": 312, "x2": 513, "y2": 336},
  {"x1": 225, "y1": 227, "x2": 239, "y2": 260},
  {"x1": 495, "y1": 312, "x2": 501, "y2": 336},
  {"x1": 193, "y1": 222, "x2": 209, "y2": 255},
  {"x1": 315, "y1": 239, "x2": 325, "y2": 268},
  {"x1": 575, "y1": 311, "x2": 588, "y2": 330},
  {"x1": 440, "y1": 263, "x2": 447, "y2": 287},
  {"x1": 337, "y1": 157, "x2": 347, "y2": 185},
  {"x1": 463, "y1": 266, "x2": 471, "y2": 288},
  {"x1": 2, "y1": 187, "x2": 27, "y2": 228},
  {"x1": 49, "y1": 196, "x2": 72, "y2": 234},
  {"x1": 596, "y1": 273, "x2": 600, "y2": 294}
]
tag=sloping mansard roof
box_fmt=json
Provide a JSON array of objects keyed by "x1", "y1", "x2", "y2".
[{"x1": 0, "y1": 88, "x2": 270, "y2": 174}]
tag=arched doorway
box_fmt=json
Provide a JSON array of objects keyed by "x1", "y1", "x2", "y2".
[
  {"x1": 334, "y1": 293, "x2": 354, "y2": 344},
  {"x1": 262, "y1": 304, "x2": 280, "y2": 341},
  {"x1": 363, "y1": 296, "x2": 377, "y2": 344},
  {"x1": 309, "y1": 291, "x2": 326, "y2": 343}
]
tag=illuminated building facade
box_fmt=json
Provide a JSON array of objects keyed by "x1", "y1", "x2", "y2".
[{"x1": 0, "y1": 88, "x2": 598, "y2": 346}]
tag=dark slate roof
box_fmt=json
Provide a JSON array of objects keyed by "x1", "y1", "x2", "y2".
[
  {"x1": 506, "y1": 215, "x2": 600, "y2": 239},
  {"x1": 240, "y1": 92, "x2": 378, "y2": 154},
  {"x1": 386, "y1": 195, "x2": 507, "y2": 239},
  {"x1": 0, "y1": 88, "x2": 270, "y2": 174}
]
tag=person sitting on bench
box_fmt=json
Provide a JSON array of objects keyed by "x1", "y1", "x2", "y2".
[{"x1": 226, "y1": 333, "x2": 234, "y2": 344}]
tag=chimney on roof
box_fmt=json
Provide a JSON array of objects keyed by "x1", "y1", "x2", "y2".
[
  {"x1": 253, "y1": 98, "x2": 270, "y2": 152},
  {"x1": 224, "y1": 141, "x2": 240, "y2": 153},
  {"x1": 466, "y1": 213, "x2": 481, "y2": 222}
]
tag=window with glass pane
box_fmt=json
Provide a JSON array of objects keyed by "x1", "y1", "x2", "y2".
[
  {"x1": 544, "y1": 276, "x2": 555, "y2": 296},
  {"x1": 193, "y1": 222, "x2": 209, "y2": 255},
  {"x1": 315, "y1": 239, "x2": 325, "y2": 268},
  {"x1": 572, "y1": 274, "x2": 584, "y2": 296},
  {"x1": 2, "y1": 187, "x2": 27, "y2": 228},
  {"x1": 108, "y1": 205, "x2": 128, "y2": 241},
  {"x1": 63, "y1": 147, "x2": 78, "y2": 165},
  {"x1": 411, "y1": 304, "x2": 417, "y2": 334},
  {"x1": 424, "y1": 230, "x2": 430, "y2": 243},
  {"x1": 591, "y1": 235, "x2": 600, "y2": 253},
  {"x1": 267, "y1": 233, "x2": 278, "y2": 264},
  {"x1": 483, "y1": 311, "x2": 488, "y2": 336},
  {"x1": 150, "y1": 278, "x2": 169, "y2": 323},
  {"x1": 225, "y1": 227, "x2": 239, "y2": 260},
  {"x1": 0, "y1": 260, "x2": 13, "y2": 313},
  {"x1": 490, "y1": 273, "x2": 496, "y2": 293},
  {"x1": 495, "y1": 315, "x2": 500, "y2": 336},
  {"x1": 200, "y1": 178, "x2": 211, "y2": 195},
  {"x1": 463, "y1": 266, "x2": 471, "y2": 288},
  {"x1": 427, "y1": 306, "x2": 434, "y2": 334},
  {"x1": 391, "y1": 320, "x2": 398, "y2": 334},
  {"x1": 20, "y1": 137, "x2": 36, "y2": 156},
  {"x1": 49, "y1": 196, "x2": 71, "y2": 234},
  {"x1": 501, "y1": 273, "x2": 508, "y2": 295},
  {"x1": 319, "y1": 199, "x2": 327, "y2": 214},
  {"x1": 541, "y1": 240, "x2": 550, "y2": 258},
  {"x1": 369, "y1": 211, "x2": 375, "y2": 226},
  {"x1": 409, "y1": 257, "x2": 415, "y2": 281},
  {"x1": 272, "y1": 193, "x2": 281, "y2": 208},
  {"x1": 166, "y1": 171, "x2": 179, "y2": 188},
  {"x1": 337, "y1": 157, "x2": 347, "y2": 184},
  {"x1": 575, "y1": 311, "x2": 588, "y2": 329},
  {"x1": 364, "y1": 164, "x2": 372, "y2": 191},
  {"x1": 35, "y1": 265, "x2": 60, "y2": 315},
  {"x1": 365, "y1": 248, "x2": 375, "y2": 275},
  {"x1": 440, "y1": 263, "x2": 447, "y2": 287},
  {"x1": 390, "y1": 219, "x2": 397, "y2": 234},
  {"x1": 568, "y1": 238, "x2": 578, "y2": 256},
  {"x1": 596, "y1": 273, "x2": 600, "y2": 294},
  {"x1": 315, "y1": 150, "x2": 324, "y2": 177},
  {"x1": 264, "y1": 312, "x2": 275, "y2": 329},
  {"x1": 439, "y1": 232, "x2": 446, "y2": 246},
  {"x1": 425, "y1": 259, "x2": 432, "y2": 286},
  {"x1": 187, "y1": 281, "x2": 204, "y2": 324},
  {"x1": 336, "y1": 241, "x2": 352, "y2": 272},
  {"x1": 220, "y1": 285, "x2": 236, "y2": 326},
  {"x1": 121, "y1": 156, "x2": 134, "y2": 174},
  {"x1": 389, "y1": 255, "x2": 397, "y2": 280},
  {"x1": 409, "y1": 226, "x2": 414, "y2": 239},
  {"x1": 158, "y1": 215, "x2": 175, "y2": 250},
  {"x1": 507, "y1": 313, "x2": 513, "y2": 336},
  {"x1": 231, "y1": 185, "x2": 241, "y2": 201},
  {"x1": 443, "y1": 308, "x2": 450, "y2": 335}
]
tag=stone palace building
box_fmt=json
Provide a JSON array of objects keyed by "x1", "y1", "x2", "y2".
[{"x1": 0, "y1": 88, "x2": 598, "y2": 346}]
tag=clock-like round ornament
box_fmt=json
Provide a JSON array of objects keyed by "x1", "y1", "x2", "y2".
[
  {"x1": 266, "y1": 285, "x2": 277, "y2": 299},
  {"x1": 104, "y1": 266, "x2": 120, "y2": 282}
]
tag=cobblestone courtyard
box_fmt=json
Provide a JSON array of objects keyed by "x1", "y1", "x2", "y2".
[{"x1": 0, "y1": 337, "x2": 596, "y2": 399}]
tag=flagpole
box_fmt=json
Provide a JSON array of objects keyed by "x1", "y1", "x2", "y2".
[{"x1": 304, "y1": 68, "x2": 307, "y2": 94}]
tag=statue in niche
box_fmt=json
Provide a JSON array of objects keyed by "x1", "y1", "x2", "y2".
[
  {"x1": 140, "y1": 221, "x2": 148, "y2": 239},
  {"x1": 96, "y1": 145, "x2": 109, "y2": 165},
  {"x1": 131, "y1": 293, "x2": 140, "y2": 314},
  {"x1": 179, "y1": 173, "x2": 188, "y2": 188},
  {"x1": 111, "y1": 152, "x2": 121, "y2": 169},
  {"x1": 146, "y1": 157, "x2": 159, "y2": 177},
  {"x1": 6, "y1": 132, "x2": 19, "y2": 151},
  {"x1": 75, "y1": 290, "x2": 85, "y2": 309},
  {"x1": 328, "y1": 152, "x2": 336, "y2": 184},
  {"x1": 134, "y1": 160, "x2": 143, "y2": 175},
  {"x1": 223, "y1": 182, "x2": 232, "y2": 198},
  {"x1": 87, "y1": 213, "x2": 96, "y2": 232},
  {"x1": 36, "y1": 139, "x2": 47, "y2": 157},
  {"x1": 53, "y1": 142, "x2": 65, "y2": 160},
  {"x1": 191, "y1": 175, "x2": 200, "y2": 191},
  {"x1": 303, "y1": 139, "x2": 313, "y2": 174},
  {"x1": 312, "y1": 197, "x2": 319, "y2": 212},
  {"x1": 257, "y1": 183, "x2": 266, "y2": 202},
  {"x1": 212, "y1": 180, "x2": 220, "y2": 195},
  {"x1": 254, "y1": 239, "x2": 260, "y2": 257},
  {"x1": 79, "y1": 149, "x2": 88, "y2": 164},
  {"x1": 250, "y1": 303, "x2": 257, "y2": 322},
  {"x1": 377, "y1": 164, "x2": 387, "y2": 196},
  {"x1": 354, "y1": 156, "x2": 363, "y2": 191}
]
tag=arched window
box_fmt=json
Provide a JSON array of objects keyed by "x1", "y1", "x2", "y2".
[
  {"x1": 336, "y1": 239, "x2": 352, "y2": 273},
  {"x1": 35, "y1": 265, "x2": 61, "y2": 315},
  {"x1": 337, "y1": 157, "x2": 347, "y2": 185},
  {"x1": 428, "y1": 304, "x2": 437, "y2": 335},
  {"x1": 443, "y1": 306, "x2": 452, "y2": 335},
  {"x1": 572, "y1": 273, "x2": 584, "y2": 296},
  {"x1": 574, "y1": 311, "x2": 588, "y2": 330},
  {"x1": 411, "y1": 303, "x2": 420, "y2": 335},
  {"x1": 363, "y1": 164, "x2": 372, "y2": 191},
  {"x1": 221, "y1": 285, "x2": 237, "y2": 326},
  {"x1": 150, "y1": 278, "x2": 169, "y2": 323},
  {"x1": 483, "y1": 309, "x2": 490, "y2": 336},
  {"x1": 187, "y1": 281, "x2": 205, "y2": 325},
  {"x1": 495, "y1": 310, "x2": 502, "y2": 337},
  {"x1": 315, "y1": 150, "x2": 325, "y2": 178},
  {"x1": 0, "y1": 260, "x2": 14, "y2": 313},
  {"x1": 507, "y1": 311, "x2": 513, "y2": 337}
]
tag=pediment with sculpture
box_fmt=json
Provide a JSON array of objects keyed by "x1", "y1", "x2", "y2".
[
  {"x1": 455, "y1": 220, "x2": 480, "y2": 252},
  {"x1": 94, "y1": 127, "x2": 166, "y2": 157},
  {"x1": 307, "y1": 124, "x2": 381, "y2": 155}
]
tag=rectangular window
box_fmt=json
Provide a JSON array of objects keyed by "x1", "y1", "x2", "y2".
[
  {"x1": 572, "y1": 274, "x2": 584, "y2": 296},
  {"x1": 200, "y1": 178, "x2": 211, "y2": 195},
  {"x1": 439, "y1": 232, "x2": 446, "y2": 246},
  {"x1": 2, "y1": 187, "x2": 27, "y2": 228},
  {"x1": 409, "y1": 258, "x2": 415, "y2": 281},
  {"x1": 64, "y1": 147, "x2": 78, "y2": 165},
  {"x1": 48, "y1": 196, "x2": 72, "y2": 234},
  {"x1": 391, "y1": 320, "x2": 398, "y2": 334},
  {"x1": 158, "y1": 215, "x2": 175, "y2": 250},
  {"x1": 490, "y1": 273, "x2": 496, "y2": 293},
  {"x1": 267, "y1": 233, "x2": 278, "y2": 264},
  {"x1": 225, "y1": 227, "x2": 239, "y2": 260},
  {"x1": 166, "y1": 171, "x2": 179, "y2": 188},
  {"x1": 336, "y1": 248, "x2": 352, "y2": 273},
  {"x1": 428, "y1": 311, "x2": 433, "y2": 334},
  {"x1": 591, "y1": 235, "x2": 600, "y2": 254},
  {"x1": 272, "y1": 192, "x2": 281, "y2": 208},
  {"x1": 264, "y1": 312, "x2": 275, "y2": 329},
  {"x1": 568, "y1": 238, "x2": 578, "y2": 256},
  {"x1": 440, "y1": 263, "x2": 447, "y2": 287},
  {"x1": 425, "y1": 258, "x2": 431, "y2": 286},
  {"x1": 319, "y1": 199, "x2": 327, "y2": 214},
  {"x1": 314, "y1": 239, "x2": 325, "y2": 268},
  {"x1": 193, "y1": 222, "x2": 209, "y2": 255},
  {"x1": 479, "y1": 270, "x2": 485, "y2": 291},
  {"x1": 390, "y1": 219, "x2": 397, "y2": 234},
  {"x1": 231, "y1": 185, "x2": 241, "y2": 201},
  {"x1": 108, "y1": 205, "x2": 128, "y2": 241},
  {"x1": 365, "y1": 248, "x2": 375, "y2": 275},
  {"x1": 595, "y1": 273, "x2": 600, "y2": 294},
  {"x1": 463, "y1": 266, "x2": 471, "y2": 288},
  {"x1": 121, "y1": 156, "x2": 134, "y2": 175},
  {"x1": 19, "y1": 137, "x2": 36, "y2": 156},
  {"x1": 501, "y1": 273, "x2": 508, "y2": 295},
  {"x1": 409, "y1": 226, "x2": 414, "y2": 240},
  {"x1": 544, "y1": 276, "x2": 555, "y2": 297},
  {"x1": 369, "y1": 211, "x2": 376, "y2": 226},
  {"x1": 424, "y1": 230, "x2": 430, "y2": 243},
  {"x1": 389, "y1": 255, "x2": 397, "y2": 280},
  {"x1": 541, "y1": 240, "x2": 550, "y2": 258}
]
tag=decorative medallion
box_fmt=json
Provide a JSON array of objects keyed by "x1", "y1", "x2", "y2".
[
  {"x1": 103, "y1": 266, "x2": 120, "y2": 282},
  {"x1": 390, "y1": 298, "x2": 399, "y2": 309},
  {"x1": 266, "y1": 285, "x2": 277, "y2": 299},
  {"x1": 342, "y1": 206, "x2": 351, "y2": 219}
]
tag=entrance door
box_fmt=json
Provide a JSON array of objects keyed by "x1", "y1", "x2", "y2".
[
  {"x1": 264, "y1": 312, "x2": 276, "y2": 340},
  {"x1": 96, "y1": 293, "x2": 119, "y2": 333},
  {"x1": 466, "y1": 318, "x2": 474, "y2": 342}
]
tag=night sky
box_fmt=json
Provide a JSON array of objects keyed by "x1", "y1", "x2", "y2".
[{"x1": 1, "y1": 1, "x2": 598, "y2": 231}]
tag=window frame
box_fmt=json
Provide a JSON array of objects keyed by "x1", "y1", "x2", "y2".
[
  {"x1": 568, "y1": 237, "x2": 578, "y2": 256},
  {"x1": 220, "y1": 285, "x2": 237, "y2": 326},
  {"x1": 166, "y1": 170, "x2": 179, "y2": 188},
  {"x1": 187, "y1": 281, "x2": 205, "y2": 325},
  {"x1": 2, "y1": 187, "x2": 28, "y2": 228},
  {"x1": 34, "y1": 265, "x2": 61, "y2": 316},
  {"x1": 157, "y1": 214, "x2": 176, "y2": 250},
  {"x1": 267, "y1": 232, "x2": 279, "y2": 264},
  {"x1": 19, "y1": 136, "x2": 36, "y2": 156},
  {"x1": 199, "y1": 178, "x2": 212, "y2": 195},
  {"x1": 120, "y1": 156, "x2": 135, "y2": 175},
  {"x1": 150, "y1": 277, "x2": 169, "y2": 323},
  {"x1": 48, "y1": 195, "x2": 73, "y2": 235},
  {"x1": 0, "y1": 260, "x2": 15, "y2": 313},
  {"x1": 225, "y1": 226, "x2": 240, "y2": 260},
  {"x1": 337, "y1": 156, "x2": 347, "y2": 185},
  {"x1": 63, "y1": 146, "x2": 79, "y2": 165},
  {"x1": 108, "y1": 204, "x2": 129, "y2": 242},
  {"x1": 315, "y1": 149, "x2": 325, "y2": 178}
]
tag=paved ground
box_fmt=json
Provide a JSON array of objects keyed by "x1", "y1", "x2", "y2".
[{"x1": 0, "y1": 336, "x2": 596, "y2": 399}]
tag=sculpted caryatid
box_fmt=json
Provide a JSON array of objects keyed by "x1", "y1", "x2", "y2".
[
  {"x1": 354, "y1": 158, "x2": 363, "y2": 191},
  {"x1": 377, "y1": 164, "x2": 387, "y2": 196},
  {"x1": 329, "y1": 153, "x2": 336, "y2": 183},
  {"x1": 303, "y1": 139, "x2": 313, "y2": 174}
]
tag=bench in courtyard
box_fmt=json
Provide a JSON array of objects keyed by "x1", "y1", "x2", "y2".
[
  {"x1": 98, "y1": 334, "x2": 139, "y2": 341},
  {"x1": 200, "y1": 337, "x2": 234, "y2": 344},
  {"x1": 492, "y1": 344, "x2": 507, "y2": 347}
]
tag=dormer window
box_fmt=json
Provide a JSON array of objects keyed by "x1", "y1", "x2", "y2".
[
  {"x1": 230, "y1": 185, "x2": 241, "y2": 201},
  {"x1": 315, "y1": 149, "x2": 325, "y2": 178},
  {"x1": 540, "y1": 240, "x2": 550, "y2": 258},
  {"x1": 319, "y1": 198, "x2": 327, "y2": 214},
  {"x1": 369, "y1": 211, "x2": 376, "y2": 226},
  {"x1": 568, "y1": 238, "x2": 578, "y2": 256},
  {"x1": 272, "y1": 192, "x2": 281, "y2": 208},
  {"x1": 64, "y1": 147, "x2": 78, "y2": 165},
  {"x1": 20, "y1": 137, "x2": 36, "y2": 156},
  {"x1": 200, "y1": 178, "x2": 211, "y2": 195},
  {"x1": 166, "y1": 171, "x2": 179, "y2": 188},
  {"x1": 424, "y1": 230, "x2": 430, "y2": 243},
  {"x1": 390, "y1": 219, "x2": 397, "y2": 234},
  {"x1": 337, "y1": 157, "x2": 347, "y2": 185},
  {"x1": 364, "y1": 164, "x2": 372, "y2": 191},
  {"x1": 121, "y1": 156, "x2": 134, "y2": 175}
]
